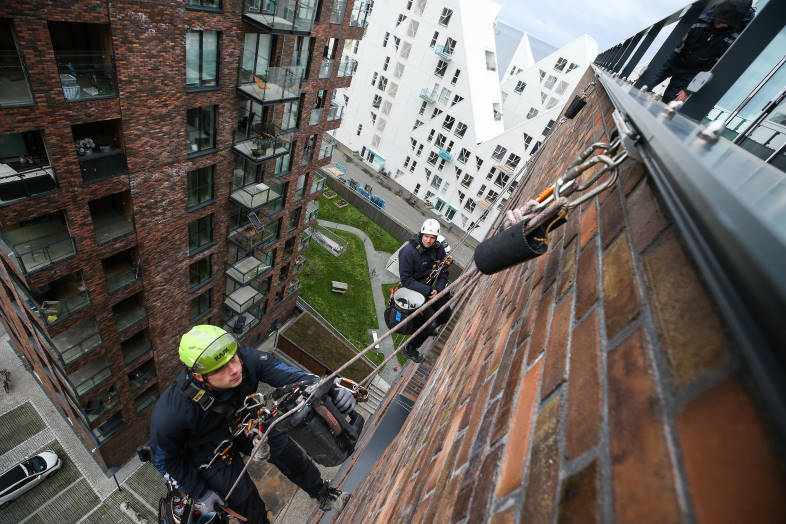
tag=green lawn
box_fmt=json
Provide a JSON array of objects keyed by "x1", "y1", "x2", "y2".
[
  {"x1": 317, "y1": 195, "x2": 402, "y2": 253},
  {"x1": 299, "y1": 228, "x2": 378, "y2": 351}
]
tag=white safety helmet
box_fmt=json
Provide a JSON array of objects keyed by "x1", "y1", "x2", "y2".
[{"x1": 420, "y1": 219, "x2": 440, "y2": 236}]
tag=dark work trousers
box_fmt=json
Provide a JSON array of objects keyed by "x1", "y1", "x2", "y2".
[
  {"x1": 227, "y1": 484, "x2": 269, "y2": 524},
  {"x1": 406, "y1": 292, "x2": 452, "y2": 353},
  {"x1": 642, "y1": 65, "x2": 697, "y2": 103}
]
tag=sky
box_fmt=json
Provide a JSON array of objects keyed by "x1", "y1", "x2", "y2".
[{"x1": 495, "y1": 0, "x2": 691, "y2": 51}]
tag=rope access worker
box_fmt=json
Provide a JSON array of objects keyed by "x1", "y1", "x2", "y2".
[
  {"x1": 149, "y1": 325, "x2": 355, "y2": 523},
  {"x1": 399, "y1": 219, "x2": 452, "y2": 363}
]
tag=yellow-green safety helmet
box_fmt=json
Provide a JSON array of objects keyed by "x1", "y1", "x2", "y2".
[{"x1": 179, "y1": 325, "x2": 238, "y2": 374}]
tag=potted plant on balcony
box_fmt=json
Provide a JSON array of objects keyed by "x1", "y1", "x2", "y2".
[
  {"x1": 251, "y1": 135, "x2": 264, "y2": 158},
  {"x1": 75, "y1": 138, "x2": 96, "y2": 156},
  {"x1": 96, "y1": 134, "x2": 114, "y2": 153}
]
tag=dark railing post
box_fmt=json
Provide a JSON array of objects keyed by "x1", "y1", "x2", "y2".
[
  {"x1": 620, "y1": 21, "x2": 664, "y2": 79},
  {"x1": 680, "y1": 0, "x2": 786, "y2": 121},
  {"x1": 611, "y1": 32, "x2": 643, "y2": 74},
  {"x1": 633, "y1": 0, "x2": 708, "y2": 89}
]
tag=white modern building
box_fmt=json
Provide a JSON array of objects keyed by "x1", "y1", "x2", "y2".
[{"x1": 332, "y1": 0, "x2": 597, "y2": 240}]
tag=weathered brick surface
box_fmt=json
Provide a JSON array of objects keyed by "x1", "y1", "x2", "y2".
[
  {"x1": 541, "y1": 297, "x2": 570, "y2": 400},
  {"x1": 521, "y1": 396, "x2": 562, "y2": 523},
  {"x1": 565, "y1": 310, "x2": 600, "y2": 459},
  {"x1": 557, "y1": 459, "x2": 599, "y2": 524},
  {"x1": 575, "y1": 240, "x2": 598, "y2": 320},
  {"x1": 602, "y1": 232, "x2": 639, "y2": 340},
  {"x1": 626, "y1": 178, "x2": 668, "y2": 253}
]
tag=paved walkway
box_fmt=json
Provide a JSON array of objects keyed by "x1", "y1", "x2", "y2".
[
  {"x1": 318, "y1": 219, "x2": 405, "y2": 386},
  {"x1": 329, "y1": 145, "x2": 477, "y2": 268}
]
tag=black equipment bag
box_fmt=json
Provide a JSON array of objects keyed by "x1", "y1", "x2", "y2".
[
  {"x1": 273, "y1": 380, "x2": 365, "y2": 467},
  {"x1": 383, "y1": 287, "x2": 425, "y2": 335}
]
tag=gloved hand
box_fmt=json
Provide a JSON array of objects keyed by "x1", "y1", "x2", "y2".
[
  {"x1": 331, "y1": 387, "x2": 356, "y2": 413},
  {"x1": 251, "y1": 433, "x2": 270, "y2": 462},
  {"x1": 198, "y1": 489, "x2": 225, "y2": 514}
]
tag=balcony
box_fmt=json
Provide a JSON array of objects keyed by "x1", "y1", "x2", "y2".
[
  {"x1": 92, "y1": 212, "x2": 134, "y2": 245},
  {"x1": 230, "y1": 182, "x2": 283, "y2": 211},
  {"x1": 134, "y1": 388, "x2": 159, "y2": 414},
  {"x1": 55, "y1": 52, "x2": 117, "y2": 101},
  {"x1": 226, "y1": 255, "x2": 271, "y2": 285},
  {"x1": 311, "y1": 172, "x2": 325, "y2": 193},
  {"x1": 292, "y1": 255, "x2": 305, "y2": 274},
  {"x1": 81, "y1": 387, "x2": 118, "y2": 424},
  {"x1": 69, "y1": 357, "x2": 111, "y2": 396},
  {"x1": 0, "y1": 48, "x2": 34, "y2": 107},
  {"x1": 327, "y1": 103, "x2": 343, "y2": 122},
  {"x1": 349, "y1": 0, "x2": 371, "y2": 27},
  {"x1": 233, "y1": 122, "x2": 291, "y2": 165},
  {"x1": 228, "y1": 221, "x2": 268, "y2": 251},
  {"x1": 52, "y1": 319, "x2": 101, "y2": 365},
  {"x1": 224, "y1": 310, "x2": 261, "y2": 339},
  {"x1": 31, "y1": 273, "x2": 90, "y2": 326},
  {"x1": 318, "y1": 58, "x2": 333, "y2": 79},
  {"x1": 78, "y1": 149, "x2": 128, "y2": 183},
  {"x1": 435, "y1": 45, "x2": 454, "y2": 61},
  {"x1": 287, "y1": 278, "x2": 300, "y2": 295},
  {"x1": 113, "y1": 296, "x2": 146, "y2": 332},
  {"x1": 438, "y1": 149, "x2": 453, "y2": 162},
  {"x1": 121, "y1": 332, "x2": 152, "y2": 366},
  {"x1": 337, "y1": 58, "x2": 358, "y2": 78},
  {"x1": 419, "y1": 89, "x2": 436, "y2": 103},
  {"x1": 305, "y1": 200, "x2": 318, "y2": 222},
  {"x1": 0, "y1": 166, "x2": 57, "y2": 206},
  {"x1": 104, "y1": 254, "x2": 140, "y2": 295},
  {"x1": 225, "y1": 284, "x2": 265, "y2": 314},
  {"x1": 238, "y1": 66, "x2": 302, "y2": 105},
  {"x1": 318, "y1": 142, "x2": 334, "y2": 160},
  {"x1": 244, "y1": 0, "x2": 317, "y2": 34},
  {"x1": 92, "y1": 412, "x2": 125, "y2": 443},
  {"x1": 128, "y1": 360, "x2": 156, "y2": 392},
  {"x1": 329, "y1": 0, "x2": 347, "y2": 23},
  {"x1": 1, "y1": 216, "x2": 76, "y2": 274},
  {"x1": 309, "y1": 108, "x2": 323, "y2": 126}
]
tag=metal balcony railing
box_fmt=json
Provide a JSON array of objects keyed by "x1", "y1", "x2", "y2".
[
  {"x1": 336, "y1": 57, "x2": 358, "y2": 78},
  {"x1": 0, "y1": 50, "x2": 33, "y2": 107},
  {"x1": 55, "y1": 52, "x2": 118, "y2": 101},
  {"x1": 435, "y1": 45, "x2": 454, "y2": 61},
  {"x1": 134, "y1": 388, "x2": 159, "y2": 414},
  {"x1": 0, "y1": 166, "x2": 57, "y2": 205},
  {"x1": 311, "y1": 172, "x2": 326, "y2": 193},
  {"x1": 287, "y1": 278, "x2": 300, "y2": 295},
  {"x1": 1, "y1": 227, "x2": 76, "y2": 275},
  {"x1": 225, "y1": 285, "x2": 265, "y2": 314},
  {"x1": 233, "y1": 122, "x2": 291, "y2": 165},
  {"x1": 79, "y1": 149, "x2": 128, "y2": 183},
  {"x1": 238, "y1": 65, "x2": 303, "y2": 105},
  {"x1": 226, "y1": 255, "x2": 272, "y2": 285},
  {"x1": 224, "y1": 310, "x2": 262, "y2": 338},
  {"x1": 244, "y1": 0, "x2": 317, "y2": 34},
  {"x1": 230, "y1": 182, "x2": 283, "y2": 211},
  {"x1": 419, "y1": 88, "x2": 436, "y2": 103}
]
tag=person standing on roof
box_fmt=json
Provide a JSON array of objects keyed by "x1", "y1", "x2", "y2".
[
  {"x1": 398, "y1": 219, "x2": 452, "y2": 363},
  {"x1": 149, "y1": 325, "x2": 356, "y2": 523},
  {"x1": 641, "y1": 0, "x2": 754, "y2": 103}
]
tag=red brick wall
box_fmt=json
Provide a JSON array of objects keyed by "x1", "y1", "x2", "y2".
[{"x1": 327, "y1": 68, "x2": 786, "y2": 523}]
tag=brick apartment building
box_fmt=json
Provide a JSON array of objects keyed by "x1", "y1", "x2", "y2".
[{"x1": 0, "y1": 0, "x2": 369, "y2": 469}]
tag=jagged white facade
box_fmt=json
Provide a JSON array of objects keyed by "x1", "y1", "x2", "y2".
[{"x1": 332, "y1": 0, "x2": 597, "y2": 240}]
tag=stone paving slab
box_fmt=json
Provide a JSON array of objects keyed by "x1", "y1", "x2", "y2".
[
  {"x1": 123, "y1": 463, "x2": 166, "y2": 510},
  {"x1": 0, "y1": 402, "x2": 46, "y2": 455},
  {"x1": 0, "y1": 441, "x2": 80, "y2": 524},
  {"x1": 81, "y1": 489, "x2": 157, "y2": 524},
  {"x1": 25, "y1": 479, "x2": 99, "y2": 524}
]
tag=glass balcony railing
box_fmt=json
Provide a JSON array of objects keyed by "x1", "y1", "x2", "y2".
[
  {"x1": 92, "y1": 412, "x2": 125, "y2": 443},
  {"x1": 79, "y1": 149, "x2": 128, "y2": 183},
  {"x1": 336, "y1": 58, "x2": 358, "y2": 78},
  {"x1": 134, "y1": 388, "x2": 159, "y2": 414},
  {"x1": 225, "y1": 285, "x2": 265, "y2": 313},
  {"x1": 349, "y1": 0, "x2": 371, "y2": 28},
  {"x1": 0, "y1": 166, "x2": 57, "y2": 205},
  {"x1": 106, "y1": 264, "x2": 140, "y2": 294},
  {"x1": 244, "y1": 0, "x2": 318, "y2": 34},
  {"x1": 309, "y1": 108, "x2": 323, "y2": 126},
  {"x1": 55, "y1": 52, "x2": 118, "y2": 101},
  {"x1": 327, "y1": 103, "x2": 343, "y2": 122},
  {"x1": 439, "y1": 149, "x2": 453, "y2": 162},
  {"x1": 228, "y1": 219, "x2": 278, "y2": 251},
  {"x1": 82, "y1": 387, "x2": 118, "y2": 424},
  {"x1": 329, "y1": 0, "x2": 347, "y2": 24},
  {"x1": 223, "y1": 310, "x2": 261, "y2": 339},
  {"x1": 311, "y1": 173, "x2": 325, "y2": 193},
  {"x1": 39, "y1": 288, "x2": 90, "y2": 326},
  {"x1": 318, "y1": 142, "x2": 334, "y2": 160},
  {"x1": 121, "y1": 335, "x2": 152, "y2": 366},
  {"x1": 318, "y1": 58, "x2": 333, "y2": 79},
  {"x1": 301, "y1": 145, "x2": 315, "y2": 166},
  {"x1": 128, "y1": 361, "x2": 156, "y2": 392},
  {"x1": 238, "y1": 65, "x2": 303, "y2": 105},
  {"x1": 287, "y1": 278, "x2": 300, "y2": 295},
  {"x1": 114, "y1": 300, "x2": 146, "y2": 332},
  {"x1": 52, "y1": 319, "x2": 102, "y2": 365},
  {"x1": 230, "y1": 182, "x2": 283, "y2": 211},
  {"x1": 292, "y1": 255, "x2": 305, "y2": 274},
  {"x1": 69, "y1": 357, "x2": 111, "y2": 397},
  {"x1": 226, "y1": 255, "x2": 272, "y2": 285},
  {"x1": 305, "y1": 200, "x2": 319, "y2": 223},
  {"x1": 435, "y1": 45, "x2": 454, "y2": 61},
  {"x1": 233, "y1": 122, "x2": 291, "y2": 165},
  {"x1": 92, "y1": 213, "x2": 135, "y2": 245},
  {"x1": 1, "y1": 224, "x2": 76, "y2": 275},
  {"x1": 419, "y1": 88, "x2": 436, "y2": 103},
  {"x1": 0, "y1": 50, "x2": 34, "y2": 107}
]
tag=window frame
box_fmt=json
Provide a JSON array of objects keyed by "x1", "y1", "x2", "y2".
[
  {"x1": 188, "y1": 214, "x2": 213, "y2": 254},
  {"x1": 186, "y1": 164, "x2": 215, "y2": 210},
  {"x1": 186, "y1": 29, "x2": 220, "y2": 91}
]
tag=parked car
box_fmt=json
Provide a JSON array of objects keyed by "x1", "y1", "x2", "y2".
[{"x1": 0, "y1": 451, "x2": 61, "y2": 508}]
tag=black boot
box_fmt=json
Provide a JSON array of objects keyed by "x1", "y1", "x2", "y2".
[{"x1": 402, "y1": 346, "x2": 425, "y2": 363}]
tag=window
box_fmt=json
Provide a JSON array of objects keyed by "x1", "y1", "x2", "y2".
[
  {"x1": 424, "y1": 169, "x2": 432, "y2": 181},
  {"x1": 555, "y1": 57, "x2": 568, "y2": 71},
  {"x1": 435, "y1": 60, "x2": 447, "y2": 78},
  {"x1": 554, "y1": 80, "x2": 570, "y2": 95},
  {"x1": 410, "y1": 138, "x2": 417, "y2": 150},
  {"x1": 190, "y1": 290, "x2": 211, "y2": 321},
  {"x1": 427, "y1": 129, "x2": 435, "y2": 142},
  {"x1": 514, "y1": 81, "x2": 526, "y2": 94},
  {"x1": 186, "y1": 30, "x2": 218, "y2": 89},
  {"x1": 416, "y1": 143, "x2": 424, "y2": 156},
  {"x1": 477, "y1": 184, "x2": 486, "y2": 197},
  {"x1": 567, "y1": 62, "x2": 580, "y2": 73},
  {"x1": 475, "y1": 156, "x2": 483, "y2": 170},
  {"x1": 187, "y1": 165, "x2": 214, "y2": 208},
  {"x1": 419, "y1": 100, "x2": 427, "y2": 115},
  {"x1": 457, "y1": 148, "x2": 470, "y2": 164},
  {"x1": 414, "y1": 183, "x2": 421, "y2": 195},
  {"x1": 435, "y1": 198, "x2": 446, "y2": 212},
  {"x1": 427, "y1": 151, "x2": 439, "y2": 165},
  {"x1": 413, "y1": 119, "x2": 424, "y2": 130},
  {"x1": 189, "y1": 256, "x2": 212, "y2": 289},
  {"x1": 539, "y1": 69, "x2": 546, "y2": 79},
  {"x1": 377, "y1": 76, "x2": 388, "y2": 92},
  {"x1": 464, "y1": 199, "x2": 476, "y2": 212},
  {"x1": 493, "y1": 103, "x2": 502, "y2": 121},
  {"x1": 431, "y1": 174, "x2": 442, "y2": 190},
  {"x1": 445, "y1": 206, "x2": 456, "y2": 220},
  {"x1": 451, "y1": 69, "x2": 460, "y2": 85},
  {"x1": 393, "y1": 36, "x2": 401, "y2": 50},
  {"x1": 526, "y1": 107, "x2": 539, "y2": 119},
  {"x1": 485, "y1": 51, "x2": 496, "y2": 71},
  {"x1": 454, "y1": 122, "x2": 467, "y2": 138},
  {"x1": 543, "y1": 119, "x2": 556, "y2": 137},
  {"x1": 1, "y1": 19, "x2": 33, "y2": 107},
  {"x1": 438, "y1": 87, "x2": 451, "y2": 105},
  {"x1": 188, "y1": 214, "x2": 213, "y2": 253},
  {"x1": 370, "y1": 112, "x2": 377, "y2": 124},
  {"x1": 487, "y1": 189, "x2": 499, "y2": 201},
  {"x1": 435, "y1": 133, "x2": 446, "y2": 148},
  {"x1": 506, "y1": 153, "x2": 521, "y2": 170},
  {"x1": 372, "y1": 94, "x2": 382, "y2": 108},
  {"x1": 404, "y1": 156, "x2": 411, "y2": 168},
  {"x1": 523, "y1": 133, "x2": 533, "y2": 150},
  {"x1": 491, "y1": 145, "x2": 507, "y2": 161},
  {"x1": 494, "y1": 170, "x2": 511, "y2": 188},
  {"x1": 383, "y1": 32, "x2": 390, "y2": 47},
  {"x1": 439, "y1": 8, "x2": 453, "y2": 26},
  {"x1": 431, "y1": 108, "x2": 443, "y2": 119},
  {"x1": 396, "y1": 14, "x2": 407, "y2": 26},
  {"x1": 458, "y1": 191, "x2": 465, "y2": 203},
  {"x1": 424, "y1": 190, "x2": 434, "y2": 200},
  {"x1": 442, "y1": 115, "x2": 455, "y2": 131},
  {"x1": 294, "y1": 173, "x2": 307, "y2": 201},
  {"x1": 357, "y1": 124, "x2": 363, "y2": 136},
  {"x1": 461, "y1": 173, "x2": 473, "y2": 188},
  {"x1": 410, "y1": 160, "x2": 417, "y2": 172},
  {"x1": 186, "y1": 105, "x2": 216, "y2": 155},
  {"x1": 486, "y1": 167, "x2": 497, "y2": 180},
  {"x1": 451, "y1": 94, "x2": 464, "y2": 106},
  {"x1": 441, "y1": 182, "x2": 449, "y2": 194},
  {"x1": 430, "y1": 31, "x2": 439, "y2": 48},
  {"x1": 383, "y1": 56, "x2": 390, "y2": 71},
  {"x1": 371, "y1": 71, "x2": 378, "y2": 85},
  {"x1": 289, "y1": 207, "x2": 301, "y2": 231},
  {"x1": 544, "y1": 75, "x2": 557, "y2": 89},
  {"x1": 186, "y1": 0, "x2": 221, "y2": 9},
  {"x1": 445, "y1": 140, "x2": 454, "y2": 153}
]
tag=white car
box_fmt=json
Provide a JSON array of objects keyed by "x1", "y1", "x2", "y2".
[{"x1": 0, "y1": 451, "x2": 61, "y2": 507}]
